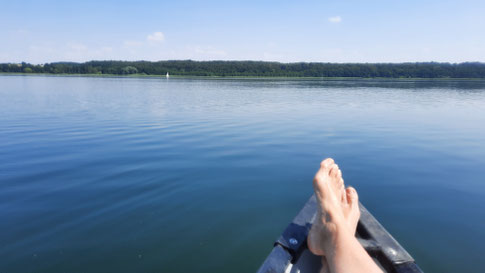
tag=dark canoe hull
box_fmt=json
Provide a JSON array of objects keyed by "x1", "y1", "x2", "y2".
[{"x1": 257, "y1": 195, "x2": 423, "y2": 273}]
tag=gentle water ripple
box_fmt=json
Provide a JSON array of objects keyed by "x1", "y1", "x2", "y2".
[{"x1": 1, "y1": 75, "x2": 485, "y2": 273}]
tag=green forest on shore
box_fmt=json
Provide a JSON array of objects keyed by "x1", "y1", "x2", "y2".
[{"x1": 2, "y1": 60, "x2": 485, "y2": 78}]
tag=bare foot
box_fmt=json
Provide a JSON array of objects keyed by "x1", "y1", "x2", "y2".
[
  {"x1": 315, "y1": 187, "x2": 360, "y2": 273},
  {"x1": 307, "y1": 158, "x2": 360, "y2": 256},
  {"x1": 308, "y1": 159, "x2": 383, "y2": 273}
]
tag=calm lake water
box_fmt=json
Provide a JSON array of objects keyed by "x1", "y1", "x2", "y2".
[{"x1": 1, "y1": 75, "x2": 485, "y2": 273}]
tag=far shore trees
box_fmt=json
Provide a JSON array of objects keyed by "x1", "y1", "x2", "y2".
[{"x1": 1, "y1": 61, "x2": 485, "y2": 78}]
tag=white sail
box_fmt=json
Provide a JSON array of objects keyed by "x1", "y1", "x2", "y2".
[{"x1": 166, "y1": 72, "x2": 170, "y2": 78}]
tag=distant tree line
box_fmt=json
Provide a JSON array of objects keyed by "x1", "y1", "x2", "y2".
[{"x1": 2, "y1": 60, "x2": 485, "y2": 78}]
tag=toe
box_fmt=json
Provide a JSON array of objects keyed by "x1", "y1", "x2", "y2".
[
  {"x1": 329, "y1": 164, "x2": 339, "y2": 178},
  {"x1": 320, "y1": 158, "x2": 334, "y2": 169},
  {"x1": 340, "y1": 180, "x2": 345, "y2": 200},
  {"x1": 346, "y1": 187, "x2": 358, "y2": 206},
  {"x1": 315, "y1": 158, "x2": 334, "y2": 182},
  {"x1": 340, "y1": 183, "x2": 347, "y2": 204}
]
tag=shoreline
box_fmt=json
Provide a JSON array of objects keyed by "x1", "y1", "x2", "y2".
[{"x1": 1, "y1": 72, "x2": 485, "y2": 81}]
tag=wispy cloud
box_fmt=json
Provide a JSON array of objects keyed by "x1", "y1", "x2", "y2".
[
  {"x1": 328, "y1": 16, "x2": 342, "y2": 23},
  {"x1": 147, "y1": 32, "x2": 165, "y2": 42}
]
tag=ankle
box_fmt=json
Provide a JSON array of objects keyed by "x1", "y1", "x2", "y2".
[{"x1": 322, "y1": 222, "x2": 355, "y2": 256}]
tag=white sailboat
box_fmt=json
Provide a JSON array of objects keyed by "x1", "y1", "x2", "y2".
[{"x1": 166, "y1": 72, "x2": 170, "y2": 78}]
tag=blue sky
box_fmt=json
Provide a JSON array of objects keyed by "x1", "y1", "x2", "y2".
[{"x1": 2, "y1": 0, "x2": 484, "y2": 63}]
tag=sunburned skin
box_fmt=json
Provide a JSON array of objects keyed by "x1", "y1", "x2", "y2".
[{"x1": 307, "y1": 158, "x2": 383, "y2": 273}]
